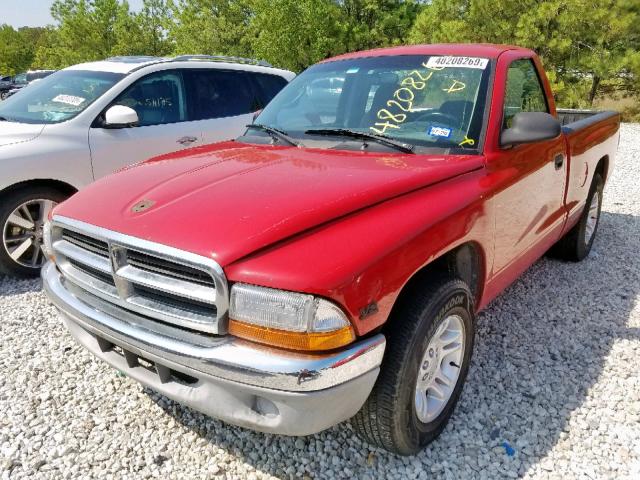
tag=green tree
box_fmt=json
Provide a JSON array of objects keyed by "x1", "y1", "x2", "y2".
[
  {"x1": 409, "y1": 0, "x2": 640, "y2": 107},
  {"x1": 0, "y1": 26, "x2": 46, "y2": 75},
  {"x1": 32, "y1": 27, "x2": 66, "y2": 70},
  {"x1": 557, "y1": 0, "x2": 639, "y2": 105},
  {"x1": 169, "y1": 0, "x2": 253, "y2": 57},
  {"x1": 33, "y1": 0, "x2": 132, "y2": 68},
  {"x1": 340, "y1": 0, "x2": 421, "y2": 51},
  {"x1": 113, "y1": 0, "x2": 174, "y2": 56},
  {"x1": 249, "y1": 0, "x2": 345, "y2": 71}
]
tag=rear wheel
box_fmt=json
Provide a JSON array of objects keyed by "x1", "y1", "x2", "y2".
[
  {"x1": 551, "y1": 173, "x2": 604, "y2": 261},
  {"x1": 352, "y1": 275, "x2": 475, "y2": 455},
  {"x1": 0, "y1": 187, "x2": 67, "y2": 277}
]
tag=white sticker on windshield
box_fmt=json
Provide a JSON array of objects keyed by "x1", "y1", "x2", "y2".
[
  {"x1": 52, "y1": 94, "x2": 86, "y2": 106},
  {"x1": 425, "y1": 56, "x2": 489, "y2": 70},
  {"x1": 428, "y1": 125, "x2": 452, "y2": 138}
]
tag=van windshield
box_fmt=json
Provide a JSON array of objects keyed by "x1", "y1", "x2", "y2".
[
  {"x1": 255, "y1": 55, "x2": 492, "y2": 152},
  {"x1": 0, "y1": 70, "x2": 124, "y2": 124}
]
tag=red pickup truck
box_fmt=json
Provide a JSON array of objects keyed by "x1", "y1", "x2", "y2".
[{"x1": 42, "y1": 44, "x2": 620, "y2": 455}]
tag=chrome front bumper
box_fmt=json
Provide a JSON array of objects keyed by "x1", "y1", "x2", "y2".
[{"x1": 42, "y1": 262, "x2": 386, "y2": 435}]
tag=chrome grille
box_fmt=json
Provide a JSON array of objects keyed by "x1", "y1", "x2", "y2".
[
  {"x1": 126, "y1": 249, "x2": 214, "y2": 287},
  {"x1": 51, "y1": 216, "x2": 228, "y2": 334},
  {"x1": 61, "y1": 230, "x2": 109, "y2": 257}
]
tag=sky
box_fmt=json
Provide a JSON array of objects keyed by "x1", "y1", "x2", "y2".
[{"x1": 3, "y1": 0, "x2": 145, "y2": 28}]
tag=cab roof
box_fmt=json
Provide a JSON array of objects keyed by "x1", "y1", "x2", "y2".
[{"x1": 323, "y1": 43, "x2": 533, "y2": 63}]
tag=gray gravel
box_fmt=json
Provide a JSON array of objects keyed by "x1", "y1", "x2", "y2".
[{"x1": 1, "y1": 124, "x2": 639, "y2": 479}]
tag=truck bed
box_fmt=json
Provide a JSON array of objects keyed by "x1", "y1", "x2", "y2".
[{"x1": 557, "y1": 108, "x2": 620, "y2": 234}]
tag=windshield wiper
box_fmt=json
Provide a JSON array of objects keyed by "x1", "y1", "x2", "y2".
[
  {"x1": 246, "y1": 124, "x2": 301, "y2": 147},
  {"x1": 0, "y1": 116, "x2": 13, "y2": 122},
  {"x1": 305, "y1": 128, "x2": 415, "y2": 154}
]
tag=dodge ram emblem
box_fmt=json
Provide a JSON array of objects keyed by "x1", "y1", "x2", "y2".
[{"x1": 131, "y1": 199, "x2": 155, "y2": 213}]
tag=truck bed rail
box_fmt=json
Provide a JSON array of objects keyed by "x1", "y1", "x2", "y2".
[{"x1": 557, "y1": 109, "x2": 618, "y2": 129}]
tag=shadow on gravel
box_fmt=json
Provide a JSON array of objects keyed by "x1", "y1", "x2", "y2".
[
  {"x1": 0, "y1": 274, "x2": 41, "y2": 297},
  {"x1": 142, "y1": 211, "x2": 640, "y2": 478}
]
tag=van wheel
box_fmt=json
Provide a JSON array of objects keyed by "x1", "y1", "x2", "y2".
[
  {"x1": 551, "y1": 173, "x2": 603, "y2": 262},
  {"x1": 352, "y1": 275, "x2": 475, "y2": 455},
  {"x1": 0, "y1": 187, "x2": 67, "y2": 277}
]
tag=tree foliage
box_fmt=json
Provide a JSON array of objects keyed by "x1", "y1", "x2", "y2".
[
  {"x1": 169, "y1": 0, "x2": 252, "y2": 57},
  {"x1": 114, "y1": 0, "x2": 174, "y2": 56},
  {"x1": 249, "y1": 0, "x2": 345, "y2": 71},
  {"x1": 341, "y1": 0, "x2": 421, "y2": 51},
  {"x1": 1, "y1": 0, "x2": 638, "y2": 111},
  {"x1": 409, "y1": 0, "x2": 640, "y2": 107},
  {"x1": 0, "y1": 26, "x2": 46, "y2": 75}
]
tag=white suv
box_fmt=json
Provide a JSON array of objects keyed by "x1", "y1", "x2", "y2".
[{"x1": 0, "y1": 55, "x2": 294, "y2": 276}]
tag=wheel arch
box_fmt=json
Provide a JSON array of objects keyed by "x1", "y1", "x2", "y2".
[
  {"x1": 0, "y1": 179, "x2": 78, "y2": 201},
  {"x1": 595, "y1": 155, "x2": 609, "y2": 183},
  {"x1": 383, "y1": 241, "x2": 485, "y2": 335}
]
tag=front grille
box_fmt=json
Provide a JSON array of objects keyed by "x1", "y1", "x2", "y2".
[
  {"x1": 51, "y1": 218, "x2": 228, "y2": 334},
  {"x1": 67, "y1": 258, "x2": 116, "y2": 287},
  {"x1": 127, "y1": 249, "x2": 214, "y2": 287},
  {"x1": 62, "y1": 230, "x2": 109, "y2": 257},
  {"x1": 132, "y1": 284, "x2": 216, "y2": 317}
]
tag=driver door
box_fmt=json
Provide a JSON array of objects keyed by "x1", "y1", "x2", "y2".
[
  {"x1": 89, "y1": 69, "x2": 202, "y2": 179},
  {"x1": 491, "y1": 58, "x2": 567, "y2": 274}
]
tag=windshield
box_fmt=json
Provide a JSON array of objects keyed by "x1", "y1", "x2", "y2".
[
  {"x1": 255, "y1": 55, "x2": 492, "y2": 151},
  {"x1": 0, "y1": 70, "x2": 124, "y2": 124},
  {"x1": 28, "y1": 71, "x2": 54, "y2": 82}
]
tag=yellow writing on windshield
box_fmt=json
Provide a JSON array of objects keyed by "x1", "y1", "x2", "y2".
[
  {"x1": 370, "y1": 68, "x2": 436, "y2": 135},
  {"x1": 443, "y1": 80, "x2": 466, "y2": 93},
  {"x1": 459, "y1": 136, "x2": 475, "y2": 147},
  {"x1": 370, "y1": 121, "x2": 401, "y2": 134}
]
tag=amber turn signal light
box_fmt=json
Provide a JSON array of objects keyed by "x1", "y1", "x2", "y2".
[{"x1": 229, "y1": 319, "x2": 355, "y2": 352}]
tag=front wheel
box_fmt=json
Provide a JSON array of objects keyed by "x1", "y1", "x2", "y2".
[
  {"x1": 352, "y1": 276, "x2": 475, "y2": 455},
  {"x1": 0, "y1": 187, "x2": 67, "y2": 277}
]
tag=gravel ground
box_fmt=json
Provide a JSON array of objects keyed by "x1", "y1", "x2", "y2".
[{"x1": 1, "y1": 124, "x2": 639, "y2": 480}]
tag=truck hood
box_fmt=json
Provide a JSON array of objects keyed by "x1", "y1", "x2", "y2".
[
  {"x1": 0, "y1": 121, "x2": 45, "y2": 147},
  {"x1": 55, "y1": 142, "x2": 484, "y2": 266}
]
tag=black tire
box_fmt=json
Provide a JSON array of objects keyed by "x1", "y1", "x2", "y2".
[
  {"x1": 0, "y1": 186, "x2": 68, "y2": 277},
  {"x1": 352, "y1": 275, "x2": 475, "y2": 455},
  {"x1": 551, "y1": 173, "x2": 604, "y2": 262}
]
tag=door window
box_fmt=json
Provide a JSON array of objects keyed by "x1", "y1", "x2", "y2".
[
  {"x1": 184, "y1": 69, "x2": 261, "y2": 121},
  {"x1": 14, "y1": 73, "x2": 27, "y2": 85},
  {"x1": 252, "y1": 73, "x2": 289, "y2": 107},
  {"x1": 503, "y1": 59, "x2": 549, "y2": 129},
  {"x1": 112, "y1": 70, "x2": 186, "y2": 127}
]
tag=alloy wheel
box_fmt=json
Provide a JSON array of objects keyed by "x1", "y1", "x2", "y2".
[
  {"x1": 584, "y1": 190, "x2": 600, "y2": 244},
  {"x1": 2, "y1": 199, "x2": 56, "y2": 269},
  {"x1": 414, "y1": 314, "x2": 466, "y2": 423}
]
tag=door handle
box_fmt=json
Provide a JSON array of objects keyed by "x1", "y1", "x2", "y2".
[
  {"x1": 554, "y1": 154, "x2": 564, "y2": 170},
  {"x1": 177, "y1": 136, "x2": 198, "y2": 146}
]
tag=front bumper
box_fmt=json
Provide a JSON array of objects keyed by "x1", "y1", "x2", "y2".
[{"x1": 42, "y1": 262, "x2": 385, "y2": 435}]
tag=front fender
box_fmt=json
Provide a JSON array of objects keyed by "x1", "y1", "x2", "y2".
[
  {"x1": 0, "y1": 126, "x2": 93, "y2": 193},
  {"x1": 225, "y1": 168, "x2": 494, "y2": 336}
]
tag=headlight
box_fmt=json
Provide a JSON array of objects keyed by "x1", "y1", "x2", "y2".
[
  {"x1": 42, "y1": 220, "x2": 54, "y2": 262},
  {"x1": 228, "y1": 283, "x2": 355, "y2": 351}
]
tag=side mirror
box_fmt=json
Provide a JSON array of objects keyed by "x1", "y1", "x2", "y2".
[
  {"x1": 500, "y1": 112, "x2": 561, "y2": 147},
  {"x1": 104, "y1": 105, "x2": 139, "y2": 128}
]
